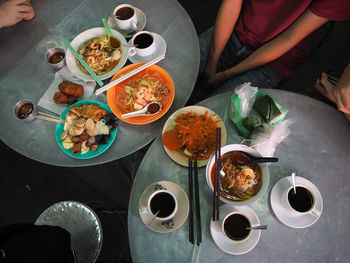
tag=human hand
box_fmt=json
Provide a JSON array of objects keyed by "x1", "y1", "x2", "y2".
[
  {"x1": 0, "y1": 0, "x2": 35, "y2": 29},
  {"x1": 203, "y1": 71, "x2": 229, "y2": 90},
  {"x1": 316, "y1": 72, "x2": 350, "y2": 114}
]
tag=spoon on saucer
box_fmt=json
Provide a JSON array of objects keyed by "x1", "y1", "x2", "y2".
[
  {"x1": 291, "y1": 172, "x2": 297, "y2": 194},
  {"x1": 102, "y1": 18, "x2": 121, "y2": 49},
  {"x1": 231, "y1": 151, "x2": 278, "y2": 165},
  {"x1": 246, "y1": 225, "x2": 267, "y2": 230},
  {"x1": 121, "y1": 102, "x2": 162, "y2": 119},
  {"x1": 145, "y1": 210, "x2": 159, "y2": 227}
]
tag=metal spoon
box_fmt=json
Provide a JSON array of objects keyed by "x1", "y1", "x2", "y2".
[
  {"x1": 121, "y1": 102, "x2": 162, "y2": 119},
  {"x1": 145, "y1": 210, "x2": 159, "y2": 227},
  {"x1": 231, "y1": 151, "x2": 278, "y2": 165},
  {"x1": 102, "y1": 18, "x2": 121, "y2": 49},
  {"x1": 291, "y1": 172, "x2": 297, "y2": 194},
  {"x1": 246, "y1": 225, "x2": 267, "y2": 230}
]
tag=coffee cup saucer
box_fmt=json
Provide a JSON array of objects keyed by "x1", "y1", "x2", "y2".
[
  {"x1": 127, "y1": 33, "x2": 167, "y2": 64},
  {"x1": 108, "y1": 7, "x2": 146, "y2": 38},
  {"x1": 210, "y1": 204, "x2": 261, "y2": 255},
  {"x1": 270, "y1": 176, "x2": 323, "y2": 228},
  {"x1": 138, "y1": 181, "x2": 189, "y2": 233}
]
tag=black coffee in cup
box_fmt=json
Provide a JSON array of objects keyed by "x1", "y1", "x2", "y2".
[
  {"x1": 150, "y1": 192, "x2": 175, "y2": 218},
  {"x1": 288, "y1": 186, "x2": 314, "y2": 212},
  {"x1": 133, "y1": 33, "x2": 154, "y2": 49},
  {"x1": 115, "y1": 7, "x2": 134, "y2": 20},
  {"x1": 224, "y1": 213, "x2": 251, "y2": 241}
]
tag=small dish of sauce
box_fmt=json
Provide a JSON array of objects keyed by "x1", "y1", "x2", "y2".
[
  {"x1": 46, "y1": 47, "x2": 66, "y2": 69},
  {"x1": 48, "y1": 51, "x2": 65, "y2": 64},
  {"x1": 13, "y1": 99, "x2": 37, "y2": 122},
  {"x1": 17, "y1": 102, "x2": 34, "y2": 119}
]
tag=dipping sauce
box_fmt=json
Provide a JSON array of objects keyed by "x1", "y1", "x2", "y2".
[
  {"x1": 48, "y1": 51, "x2": 65, "y2": 64},
  {"x1": 147, "y1": 103, "x2": 160, "y2": 114},
  {"x1": 17, "y1": 102, "x2": 34, "y2": 119}
]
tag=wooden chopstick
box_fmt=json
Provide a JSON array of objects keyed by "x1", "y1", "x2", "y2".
[
  {"x1": 193, "y1": 159, "x2": 202, "y2": 245},
  {"x1": 36, "y1": 111, "x2": 65, "y2": 123},
  {"x1": 35, "y1": 115, "x2": 65, "y2": 123},
  {"x1": 38, "y1": 111, "x2": 62, "y2": 120},
  {"x1": 213, "y1": 128, "x2": 221, "y2": 221},
  {"x1": 188, "y1": 158, "x2": 194, "y2": 244},
  {"x1": 216, "y1": 129, "x2": 221, "y2": 221}
]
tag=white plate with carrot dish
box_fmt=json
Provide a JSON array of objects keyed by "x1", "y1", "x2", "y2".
[{"x1": 161, "y1": 106, "x2": 227, "y2": 167}]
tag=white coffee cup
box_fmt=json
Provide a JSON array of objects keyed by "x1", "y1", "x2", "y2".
[
  {"x1": 147, "y1": 189, "x2": 178, "y2": 222},
  {"x1": 221, "y1": 212, "x2": 252, "y2": 242},
  {"x1": 129, "y1": 31, "x2": 156, "y2": 57},
  {"x1": 113, "y1": 4, "x2": 138, "y2": 31},
  {"x1": 283, "y1": 185, "x2": 321, "y2": 217}
]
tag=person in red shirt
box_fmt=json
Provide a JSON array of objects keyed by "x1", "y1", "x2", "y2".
[{"x1": 190, "y1": 0, "x2": 350, "y2": 102}]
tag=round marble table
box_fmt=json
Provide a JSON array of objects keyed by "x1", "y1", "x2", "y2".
[
  {"x1": 0, "y1": 0, "x2": 199, "y2": 166},
  {"x1": 128, "y1": 89, "x2": 350, "y2": 262}
]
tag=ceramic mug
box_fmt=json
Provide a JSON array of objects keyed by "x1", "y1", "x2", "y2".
[
  {"x1": 113, "y1": 4, "x2": 138, "y2": 31},
  {"x1": 147, "y1": 189, "x2": 178, "y2": 222},
  {"x1": 221, "y1": 212, "x2": 252, "y2": 242},
  {"x1": 13, "y1": 99, "x2": 37, "y2": 123},
  {"x1": 129, "y1": 31, "x2": 156, "y2": 57},
  {"x1": 283, "y1": 184, "x2": 321, "y2": 217}
]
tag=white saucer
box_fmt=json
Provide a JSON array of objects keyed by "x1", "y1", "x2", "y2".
[
  {"x1": 108, "y1": 7, "x2": 146, "y2": 38},
  {"x1": 270, "y1": 176, "x2": 323, "y2": 228},
  {"x1": 210, "y1": 204, "x2": 261, "y2": 255},
  {"x1": 127, "y1": 33, "x2": 167, "y2": 64},
  {"x1": 139, "y1": 181, "x2": 189, "y2": 233}
]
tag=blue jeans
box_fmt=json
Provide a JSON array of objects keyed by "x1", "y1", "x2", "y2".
[{"x1": 196, "y1": 27, "x2": 285, "y2": 98}]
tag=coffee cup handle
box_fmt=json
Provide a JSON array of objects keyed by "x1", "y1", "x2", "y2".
[
  {"x1": 128, "y1": 47, "x2": 136, "y2": 57},
  {"x1": 131, "y1": 21, "x2": 138, "y2": 31},
  {"x1": 309, "y1": 209, "x2": 321, "y2": 217}
]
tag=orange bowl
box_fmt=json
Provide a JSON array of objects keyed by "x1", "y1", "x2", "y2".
[{"x1": 107, "y1": 63, "x2": 175, "y2": 125}]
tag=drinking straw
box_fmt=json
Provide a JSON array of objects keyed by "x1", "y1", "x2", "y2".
[
  {"x1": 193, "y1": 159, "x2": 202, "y2": 245},
  {"x1": 188, "y1": 158, "x2": 194, "y2": 244},
  {"x1": 62, "y1": 37, "x2": 104, "y2": 87},
  {"x1": 95, "y1": 54, "x2": 165, "y2": 95}
]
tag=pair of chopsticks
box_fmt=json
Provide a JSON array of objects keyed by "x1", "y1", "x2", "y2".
[
  {"x1": 212, "y1": 127, "x2": 221, "y2": 221},
  {"x1": 35, "y1": 111, "x2": 64, "y2": 123},
  {"x1": 62, "y1": 37, "x2": 104, "y2": 87},
  {"x1": 94, "y1": 54, "x2": 165, "y2": 95},
  {"x1": 188, "y1": 158, "x2": 202, "y2": 246}
]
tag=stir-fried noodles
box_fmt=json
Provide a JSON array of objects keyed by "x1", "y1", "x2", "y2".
[{"x1": 77, "y1": 34, "x2": 121, "y2": 75}]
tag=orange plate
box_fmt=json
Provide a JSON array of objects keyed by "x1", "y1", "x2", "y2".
[{"x1": 107, "y1": 63, "x2": 175, "y2": 125}]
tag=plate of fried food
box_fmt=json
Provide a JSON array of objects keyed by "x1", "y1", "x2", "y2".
[
  {"x1": 107, "y1": 63, "x2": 175, "y2": 125},
  {"x1": 55, "y1": 100, "x2": 118, "y2": 159},
  {"x1": 161, "y1": 106, "x2": 227, "y2": 167},
  {"x1": 66, "y1": 27, "x2": 128, "y2": 81}
]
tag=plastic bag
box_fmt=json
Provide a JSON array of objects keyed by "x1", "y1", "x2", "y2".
[
  {"x1": 249, "y1": 119, "x2": 295, "y2": 156},
  {"x1": 229, "y1": 82, "x2": 287, "y2": 138}
]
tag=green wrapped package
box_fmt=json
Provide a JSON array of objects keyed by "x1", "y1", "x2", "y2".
[{"x1": 229, "y1": 90, "x2": 287, "y2": 138}]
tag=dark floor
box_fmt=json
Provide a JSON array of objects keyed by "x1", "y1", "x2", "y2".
[{"x1": 1, "y1": 1, "x2": 349, "y2": 262}]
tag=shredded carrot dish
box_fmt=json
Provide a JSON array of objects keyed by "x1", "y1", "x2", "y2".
[{"x1": 162, "y1": 111, "x2": 219, "y2": 160}]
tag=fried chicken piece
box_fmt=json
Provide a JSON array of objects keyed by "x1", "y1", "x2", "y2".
[
  {"x1": 53, "y1": 92, "x2": 77, "y2": 105},
  {"x1": 59, "y1": 81, "x2": 84, "y2": 97}
]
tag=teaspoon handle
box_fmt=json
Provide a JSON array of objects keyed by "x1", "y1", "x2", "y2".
[{"x1": 247, "y1": 225, "x2": 267, "y2": 230}]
